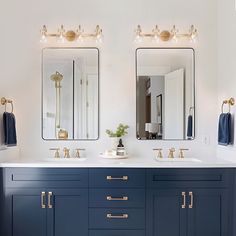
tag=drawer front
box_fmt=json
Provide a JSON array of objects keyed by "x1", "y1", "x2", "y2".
[
  {"x1": 89, "y1": 230, "x2": 145, "y2": 236},
  {"x1": 89, "y1": 189, "x2": 145, "y2": 208},
  {"x1": 89, "y1": 169, "x2": 145, "y2": 188},
  {"x1": 147, "y1": 168, "x2": 234, "y2": 188},
  {"x1": 89, "y1": 208, "x2": 145, "y2": 229},
  {"x1": 5, "y1": 168, "x2": 88, "y2": 188}
]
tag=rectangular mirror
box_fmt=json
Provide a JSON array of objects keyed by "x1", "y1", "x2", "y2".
[
  {"x1": 136, "y1": 48, "x2": 195, "y2": 140},
  {"x1": 42, "y1": 47, "x2": 99, "y2": 140}
]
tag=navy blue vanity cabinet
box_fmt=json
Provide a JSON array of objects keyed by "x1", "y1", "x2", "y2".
[
  {"x1": 3, "y1": 168, "x2": 89, "y2": 236},
  {"x1": 89, "y1": 168, "x2": 146, "y2": 236},
  {"x1": 146, "y1": 168, "x2": 233, "y2": 236}
]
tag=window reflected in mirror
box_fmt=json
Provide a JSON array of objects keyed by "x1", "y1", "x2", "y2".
[
  {"x1": 136, "y1": 48, "x2": 195, "y2": 140},
  {"x1": 42, "y1": 48, "x2": 99, "y2": 140}
]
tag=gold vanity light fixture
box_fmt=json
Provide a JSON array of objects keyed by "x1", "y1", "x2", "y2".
[
  {"x1": 40, "y1": 25, "x2": 103, "y2": 43},
  {"x1": 134, "y1": 25, "x2": 198, "y2": 43}
]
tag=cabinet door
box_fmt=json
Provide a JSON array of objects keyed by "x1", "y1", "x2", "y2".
[
  {"x1": 187, "y1": 189, "x2": 229, "y2": 236},
  {"x1": 6, "y1": 188, "x2": 47, "y2": 236},
  {"x1": 146, "y1": 189, "x2": 187, "y2": 236},
  {"x1": 47, "y1": 189, "x2": 88, "y2": 236}
]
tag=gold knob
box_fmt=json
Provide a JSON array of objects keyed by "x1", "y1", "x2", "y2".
[
  {"x1": 75, "y1": 148, "x2": 85, "y2": 158},
  {"x1": 50, "y1": 148, "x2": 60, "y2": 158},
  {"x1": 179, "y1": 148, "x2": 189, "y2": 158},
  {"x1": 153, "y1": 148, "x2": 163, "y2": 159}
]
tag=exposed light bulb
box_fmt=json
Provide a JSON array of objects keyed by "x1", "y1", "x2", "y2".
[
  {"x1": 77, "y1": 34, "x2": 84, "y2": 43},
  {"x1": 57, "y1": 25, "x2": 65, "y2": 43},
  {"x1": 171, "y1": 25, "x2": 179, "y2": 43},
  {"x1": 189, "y1": 25, "x2": 198, "y2": 43},
  {"x1": 152, "y1": 25, "x2": 160, "y2": 43},
  {"x1": 95, "y1": 25, "x2": 103, "y2": 43},
  {"x1": 40, "y1": 25, "x2": 47, "y2": 43},
  {"x1": 134, "y1": 25, "x2": 143, "y2": 43}
]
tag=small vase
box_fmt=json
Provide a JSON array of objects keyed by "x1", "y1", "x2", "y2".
[{"x1": 110, "y1": 137, "x2": 119, "y2": 150}]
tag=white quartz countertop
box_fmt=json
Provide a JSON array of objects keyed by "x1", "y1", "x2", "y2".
[{"x1": 0, "y1": 156, "x2": 236, "y2": 168}]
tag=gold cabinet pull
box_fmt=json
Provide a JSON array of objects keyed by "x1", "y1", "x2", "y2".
[
  {"x1": 189, "y1": 191, "x2": 193, "y2": 209},
  {"x1": 106, "y1": 176, "x2": 128, "y2": 181},
  {"x1": 107, "y1": 196, "x2": 128, "y2": 201},
  {"x1": 48, "y1": 192, "x2": 53, "y2": 209},
  {"x1": 41, "y1": 192, "x2": 46, "y2": 209},
  {"x1": 181, "y1": 192, "x2": 186, "y2": 209},
  {"x1": 107, "y1": 213, "x2": 129, "y2": 219}
]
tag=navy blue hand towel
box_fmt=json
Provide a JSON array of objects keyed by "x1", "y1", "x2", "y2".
[
  {"x1": 187, "y1": 115, "x2": 193, "y2": 139},
  {"x1": 218, "y1": 113, "x2": 231, "y2": 146},
  {"x1": 3, "y1": 112, "x2": 17, "y2": 146}
]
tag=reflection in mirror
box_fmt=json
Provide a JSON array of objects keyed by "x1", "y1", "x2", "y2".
[
  {"x1": 42, "y1": 48, "x2": 99, "y2": 140},
  {"x1": 136, "y1": 48, "x2": 195, "y2": 140}
]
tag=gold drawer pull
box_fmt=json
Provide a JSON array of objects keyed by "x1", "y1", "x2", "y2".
[
  {"x1": 181, "y1": 192, "x2": 186, "y2": 209},
  {"x1": 189, "y1": 191, "x2": 193, "y2": 209},
  {"x1": 106, "y1": 176, "x2": 128, "y2": 181},
  {"x1": 41, "y1": 192, "x2": 46, "y2": 209},
  {"x1": 107, "y1": 213, "x2": 129, "y2": 219},
  {"x1": 48, "y1": 192, "x2": 53, "y2": 209},
  {"x1": 107, "y1": 196, "x2": 128, "y2": 201}
]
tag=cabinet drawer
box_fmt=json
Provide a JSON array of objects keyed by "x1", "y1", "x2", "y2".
[
  {"x1": 5, "y1": 168, "x2": 88, "y2": 188},
  {"x1": 89, "y1": 208, "x2": 145, "y2": 229},
  {"x1": 89, "y1": 230, "x2": 145, "y2": 236},
  {"x1": 147, "y1": 168, "x2": 233, "y2": 188},
  {"x1": 89, "y1": 169, "x2": 145, "y2": 188},
  {"x1": 89, "y1": 189, "x2": 145, "y2": 208}
]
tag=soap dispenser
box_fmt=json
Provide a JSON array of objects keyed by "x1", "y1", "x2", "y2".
[{"x1": 116, "y1": 139, "x2": 126, "y2": 156}]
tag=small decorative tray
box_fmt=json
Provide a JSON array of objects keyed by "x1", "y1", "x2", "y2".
[{"x1": 99, "y1": 153, "x2": 129, "y2": 159}]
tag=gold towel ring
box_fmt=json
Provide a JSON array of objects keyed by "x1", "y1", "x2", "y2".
[
  {"x1": 1, "y1": 97, "x2": 13, "y2": 113},
  {"x1": 221, "y1": 97, "x2": 235, "y2": 113}
]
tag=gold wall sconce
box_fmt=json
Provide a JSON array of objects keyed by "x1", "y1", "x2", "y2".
[
  {"x1": 134, "y1": 25, "x2": 198, "y2": 43},
  {"x1": 40, "y1": 25, "x2": 103, "y2": 43}
]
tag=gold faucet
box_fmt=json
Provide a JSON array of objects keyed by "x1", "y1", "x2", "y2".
[
  {"x1": 153, "y1": 148, "x2": 163, "y2": 159},
  {"x1": 168, "y1": 148, "x2": 175, "y2": 159},
  {"x1": 63, "y1": 147, "x2": 70, "y2": 158},
  {"x1": 50, "y1": 148, "x2": 60, "y2": 158},
  {"x1": 179, "y1": 148, "x2": 189, "y2": 158}
]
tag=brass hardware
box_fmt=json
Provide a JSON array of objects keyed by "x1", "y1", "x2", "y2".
[
  {"x1": 75, "y1": 148, "x2": 86, "y2": 158},
  {"x1": 107, "y1": 196, "x2": 128, "y2": 201},
  {"x1": 179, "y1": 148, "x2": 189, "y2": 159},
  {"x1": 1, "y1": 97, "x2": 13, "y2": 113},
  {"x1": 189, "y1": 191, "x2": 193, "y2": 209},
  {"x1": 181, "y1": 192, "x2": 186, "y2": 209},
  {"x1": 106, "y1": 176, "x2": 128, "y2": 181},
  {"x1": 153, "y1": 148, "x2": 163, "y2": 159},
  {"x1": 134, "y1": 25, "x2": 198, "y2": 43},
  {"x1": 221, "y1": 97, "x2": 235, "y2": 113},
  {"x1": 63, "y1": 147, "x2": 70, "y2": 158},
  {"x1": 50, "y1": 148, "x2": 60, "y2": 158},
  {"x1": 40, "y1": 25, "x2": 103, "y2": 43},
  {"x1": 41, "y1": 192, "x2": 46, "y2": 209},
  {"x1": 168, "y1": 148, "x2": 175, "y2": 159},
  {"x1": 107, "y1": 213, "x2": 129, "y2": 219},
  {"x1": 58, "y1": 129, "x2": 68, "y2": 140},
  {"x1": 48, "y1": 192, "x2": 53, "y2": 209}
]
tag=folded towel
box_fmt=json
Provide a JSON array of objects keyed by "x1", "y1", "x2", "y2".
[
  {"x1": 218, "y1": 113, "x2": 231, "y2": 146},
  {"x1": 3, "y1": 112, "x2": 17, "y2": 146},
  {"x1": 187, "y1": 115, "x2": 193, "y2": 139}
]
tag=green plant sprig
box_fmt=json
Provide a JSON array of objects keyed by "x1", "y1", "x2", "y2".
[{"x1": 106, "y1": 123, "x2": 129, "y2": 138}]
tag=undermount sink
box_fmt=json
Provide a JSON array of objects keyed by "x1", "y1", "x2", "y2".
[{"x1": 156, "y1": 158, "x2": 202, "y2": 163}]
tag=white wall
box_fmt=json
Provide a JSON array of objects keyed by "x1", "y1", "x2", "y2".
[
  {"x1": 217, "y1": 0, "x2": 236, "y2": 159},
  {"x1": 0, "y1": 0, "x2": 218, "y2": 159}
]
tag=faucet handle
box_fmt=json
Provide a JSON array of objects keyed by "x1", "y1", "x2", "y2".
[
  {"x1": 75, "y1": 148, "x2": 86, "y2": 158},
  {"x1": 63, "y1": 147, "x2": 70, "y2": 158},
  {"x1": 179, "y1": 148, "x2": 189, "y2": 159},
  {"x1": 153, "y1": 148, "x2": 163, "y2": 159},
  {"x1": 49, "y1": 148, "x2": 60, "y2": 158},
  {"x1": 168, "y1": 147, "x2": 175, "y2": 159}
]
